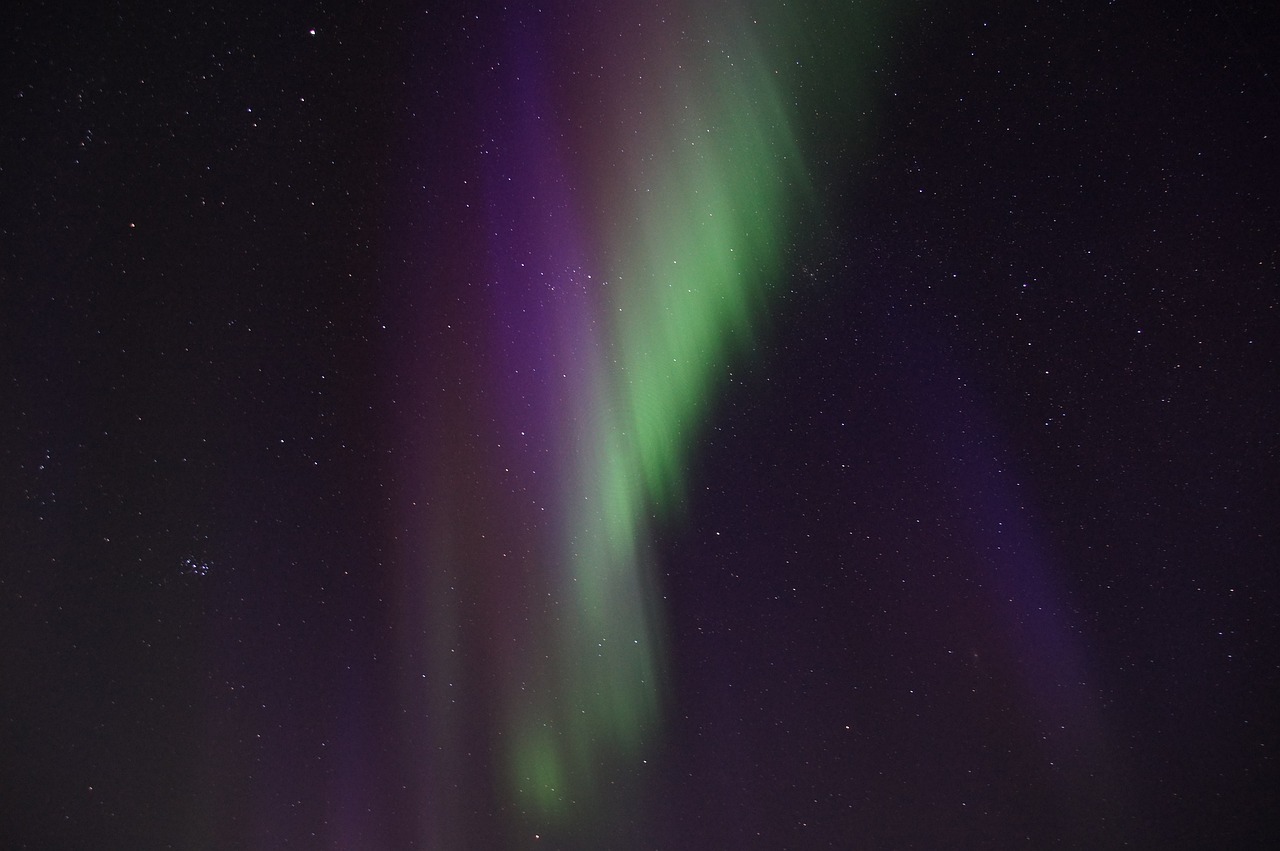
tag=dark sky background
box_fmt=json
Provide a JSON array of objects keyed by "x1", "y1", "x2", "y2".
[{"x1": 2, "y1": 1, "x2": 1276, "y2": 849}]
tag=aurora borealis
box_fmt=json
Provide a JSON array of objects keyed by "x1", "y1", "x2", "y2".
[
  {"x1": 408, "y1": 4, "x2": 880, "y2": 840},
  {"x1": 403, "y1": 6, "x2": 948, "y2": 844},
  {"x1": 473, "y1": 4, "x2": 813, "y2": 825},
  {"x1": 3, "y1": 1, "x2": 1277, "y2": 849}
]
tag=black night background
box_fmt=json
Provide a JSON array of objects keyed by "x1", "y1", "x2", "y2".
[{"x1": 2, "y1": 2, "x2": 1276, "y2": 849}]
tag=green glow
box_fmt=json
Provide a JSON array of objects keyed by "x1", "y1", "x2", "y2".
[
  {"x1": 611, "y1": 54, "x2": 809, "y2": 516},
  {"x1": 495, "y1": 3, "x2": 906, "y2": 835},
  {"x1": 510, "y1": 720, "x2": 566, "y2": 814},
  {"x1": 505, "y1": 16, "x2": 812, "y2": 826}
]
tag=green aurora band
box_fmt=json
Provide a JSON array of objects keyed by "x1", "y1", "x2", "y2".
[
  {"x1": 506, "y1": 17, "x2": 812, "y2": 823},
  {"x1": 420, "y1": 1, "x2": 903, "y2": 840}
]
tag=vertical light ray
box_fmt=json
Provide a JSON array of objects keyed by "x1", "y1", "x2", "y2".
[
  {"x1": 488, "y1": 10, "x2": 818, "y2": 830},
  {"x1": 410, "y1": 0, "x2": 905, "y2": 843}
]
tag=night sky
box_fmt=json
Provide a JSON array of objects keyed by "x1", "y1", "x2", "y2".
[{"x1": 2, "y1": 2, "x2": 1276, "y2": 849}]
